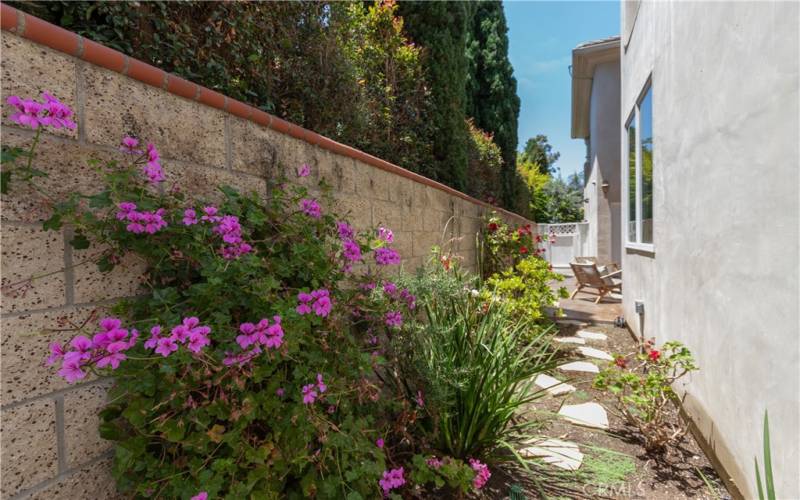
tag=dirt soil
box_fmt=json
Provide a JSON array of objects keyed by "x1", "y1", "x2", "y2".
[{"x1": 477, "y1": 322, "x2": 731, "y2": 500}]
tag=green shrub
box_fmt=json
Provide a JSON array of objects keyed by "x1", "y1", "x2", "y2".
[
  {"x1": 390, "y1": 260, "x2": 557, "y2": 461},
  {"x1": 466, "y1": 119, "x2": 503, "y2": 204},
  {"x1": 593, "y1": 340, "x2": 698, "y2": 452},
  {"x1": 485, "y1": 256, "x2": 567, "y2": 322}
]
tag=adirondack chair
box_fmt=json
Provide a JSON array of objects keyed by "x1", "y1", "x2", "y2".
[{"x1": 569, "y1": 261, "x2": 622, "y2": 304}]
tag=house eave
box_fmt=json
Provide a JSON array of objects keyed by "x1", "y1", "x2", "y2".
[{"x1": 571, "y1": 37, "x2": 621, "y2": 139}]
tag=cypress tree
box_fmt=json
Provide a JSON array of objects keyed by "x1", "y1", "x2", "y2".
[
  {"x1": 397, "y1": 1, "x2": 470, "y2": 191},
  {"x1": 465, "y1": 1, "x2": 521, "y2": 208}
]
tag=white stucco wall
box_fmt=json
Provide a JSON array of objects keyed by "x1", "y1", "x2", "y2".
[
  {"x1": 588, "y1": 60, "x2": 622, "y2": 264},
  {"x1": 621, "y1": 1, "x2": 799, "y2": 497}
]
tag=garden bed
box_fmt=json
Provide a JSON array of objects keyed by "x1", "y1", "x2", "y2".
[{"x1": 481, "y1": 322, "x2": 730, "y2": 500}]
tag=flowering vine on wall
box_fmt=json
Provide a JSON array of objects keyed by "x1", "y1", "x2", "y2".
[{"x1": 1, "y1": 92, "x2": 491, "y2": 498}]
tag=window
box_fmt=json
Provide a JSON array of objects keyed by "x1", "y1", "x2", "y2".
[{"x1": 625, "y1": 83, "x2": 654, "y2": 249}]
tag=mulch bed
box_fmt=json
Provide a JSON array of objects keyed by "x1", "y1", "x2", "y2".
[{"x1": 476, "y1": 322, "x2": 731, "y2": 500}]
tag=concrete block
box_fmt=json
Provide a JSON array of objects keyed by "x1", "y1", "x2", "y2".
[
  {"x1": 64, "y1": 381, "x2": 113, "y2": 467},
  {"x1": 318, "y1": 151, "x2": 356, "y2": 194},
  {"x1": 229, "y1": 115, "x2": 282, "y2": 177},
  {"x1": 72, "y1": 245, "x2": 145, "y2": 304},
  {"x1": 82, "y1": 64, "x2": 226, "y2": 168},
  {"x1": 1, "y1": 33, "x2": 78, "y2": 139},
  {"x1": 0, "y1": 399, "x2": 58, "y2": 496},
  {"x1": 353, "y1": 161, "x2": 390, "y2": 201},
  {"x1": 164, "y1": 161, "x2": 268, "y2": 204},
  {"x1": 0, "y1": 129, "x2": 111, "y2": 223},
  {"x1": 332, "y1": 194, "x2": 372, "y2": 231},
  {"x1": 28, "y1": 456, "x2": 120, "y2": 500},
  {"x1": 1, "y1": 306, "x2": 105, "y2": 404},
  {"x1": 412, "y1": 231, "x2": 440, "y2": 258},
  {"x1": 1, "y1": 224, "x2": 66, "y2": 314},
  {"x1": 371, "y1": 199, "x2": 404, "y2": 233}
]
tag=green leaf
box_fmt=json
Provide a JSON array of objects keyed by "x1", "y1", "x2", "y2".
[
  {"x1": 97, "y1": 255, "x2": 115, "y2": 273},
  {"x1": 87, "y1": 190, "x2": 113, "y2": 208},
  {"x1": 763, "y1": 411, "x2": 775, "y2": 500},
  {"x1": 42, "y1": 214, "x2": 63, "y2": 231},
  {"x1": 0, "y1": 170, "x2": 10, "y2": 194},
  {"x1": 70, "y1": 232, "x2": 91, "y2": 250}
]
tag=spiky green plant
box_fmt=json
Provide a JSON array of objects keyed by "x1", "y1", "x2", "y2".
[
  {"x1": 754, "y1": 410, "x2": 776, "y2": 500},
  {"x1": 409, "y1": 291, "x2": 557, "y2": 459}
]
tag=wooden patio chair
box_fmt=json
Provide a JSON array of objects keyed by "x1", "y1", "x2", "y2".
[{"x1": 569, "y1": 261, "x2": 622, "y2": 304}]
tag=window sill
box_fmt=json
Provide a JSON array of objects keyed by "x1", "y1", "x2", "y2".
[{"x1": 625, "y1": 242, "x2": 655, "y2": 255}]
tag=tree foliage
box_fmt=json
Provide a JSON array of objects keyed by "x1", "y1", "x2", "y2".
[
  {"x1": 518, "y1": 157, "x2": 584, "y2": 223},
  {"x1": 397, "y1": 0, "x2": 471, "y2": 190},
  {"x1": 11, "y1": 0, "x2": 527, "y2": 212},
  {"x1": 520, "y1": 134, "x2": 561, "y2": 175},
  {"x1": 465, "y1": 1, "x2": 521, "y2": 207}
]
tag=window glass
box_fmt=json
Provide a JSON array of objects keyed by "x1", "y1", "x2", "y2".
[
  {"x1": 639, "y1": 88, "x2": 653, "y2": 243},
  {"x1": 627, "y1": 118, "x2": 637, "y2": 243}
]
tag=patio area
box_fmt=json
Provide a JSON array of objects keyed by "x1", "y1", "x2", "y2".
[{"x1": 547, "y1": 272, "x2": 623, "y2": 325}]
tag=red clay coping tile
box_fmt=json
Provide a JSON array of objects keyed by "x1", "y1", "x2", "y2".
[
  {"x1": 0, "y1": 2, "x2": 531, "y2": 224},
  {"x1": 1, "y1": 3, "x2": 17, "y2": 31}
]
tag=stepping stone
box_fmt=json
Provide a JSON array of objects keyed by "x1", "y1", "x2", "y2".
[
  {"x1": 534, "y1": 374, "x2": 576, "y2": 396},
  {"x1": 577, "y1": 330, "x2": 607, "y2": 341},
  {"x1": 557, "y1": 361, "x2": 599, "y2": 374},
  {"x1": 520, "y1": 439, "x2": 584, "y2": 470},
  {"x1": 578, "y1": 346, "x2": 614, "y2": 361},
  {"x1": 555, "y1": 319, "x2": 588, "y2": 327},
  {"x1": 554, "y1": 336, "x2": 586, "y2": 345},
  {"x1": 558, "y1": 402, "x2": 609, "y2": 430}
]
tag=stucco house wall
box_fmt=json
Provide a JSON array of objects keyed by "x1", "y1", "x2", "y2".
[
  {"x1": 572, "y1": 39, "x2": 622, "y2": 265},
  {"x1": 620, "y1": 1, "x2": 799, "y2": 497},
  {"x1": 588, "y1": 60, "x2": 621, "y2": 264}
]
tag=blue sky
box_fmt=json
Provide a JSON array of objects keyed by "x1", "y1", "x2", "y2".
[{"x1": 505, "y1": 1, "x2": 620, "y2": 179}]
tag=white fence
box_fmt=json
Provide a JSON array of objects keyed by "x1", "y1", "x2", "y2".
[{"x1": 537, "y1": 222, "x2": 590, "y2": 269}]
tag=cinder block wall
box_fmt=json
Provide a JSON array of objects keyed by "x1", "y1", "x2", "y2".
[{"x1": 0, "y1": 10, "x2": 530, "y2": 498}]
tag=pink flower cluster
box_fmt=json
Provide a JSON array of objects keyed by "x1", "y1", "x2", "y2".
[
  {"x1": 183, "y1": 206, "x2": 252, "y2": 259},
  {"x1": 426, "y1": 456, "x2": 443, "y2": 469},
  {"x1": 190, "y1": 492, "x2": 208, "y2": 500},
  {"x1": 144, "y1": 143, "x2": 165, "y2": 183},
  {"x1": 118, "y1": 137, "x2": 164, "y2": 183},
  {"x1": 382, "y1": 281, "x2": 416, "y2": 310},
  {"x1": 336, "y1": 221, "x2": 362, "y2": 272},
  {"x1": 223, "y1": 316, "x2": 284, "y2": 367},
  {"x1": 377, "y1": 226, "x2": 394, "y2": 243},
  {"x1": 374, "y1": 247, "x2": 401, "y2": 266},
  {"x1": 385, "y1": 311, "x2": 403, "y2": 328},
  {"x1": 297, "y1": 163, "x2": 311, "y2": 177},
  {"x1": 117, "y1": 202, "x2": 168, "y2": 234},
  {"x1": 300, "y1": 198, "x2": 321, "y2": 218},
  {"x1": 302, "y1": 373, "x2": 327, "y2": 404},
  {"x1": 143, "y1": 317, "x2": 212, "y2": 357},
  {"x1": 469, "y1": 459, "x2": 491, "y2": 490},
  {"x1": 379, "y1": 467, "x2": 405, "y2": 496},
  {"x1": 7, "y1": 92, "x2": 76, "y2": 130},
  {"x1": 296, "y1": 289, "x2": 332, "y2": 317},
  {"x1": 47, "y1": 317, "x2": 139, "y2": 383}
]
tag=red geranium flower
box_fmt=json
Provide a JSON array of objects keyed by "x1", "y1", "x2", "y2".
[
  {"x1": 488, "y1": 222, "x2": 498, "y2": 233},
  {"x1": 648, "y1": 350, "x2": 661, "y2": 361},
  {"x1": 519, "y1": 246, "x2": 528, "y2": 254}
]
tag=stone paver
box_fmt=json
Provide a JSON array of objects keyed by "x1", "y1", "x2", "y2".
[
  {"x1": 559, "y1": 402, "x2": 609, "y2": 430},
  {"x1": 576, "y1": 330, "x2": 607, "y2": 341},
  {"x1": 578, "y1": 346, "x2": 614, "y2": 361},
  {"x1": 557, "y1": 361, "x2": 600, "y2": 374},
  {"x1": 534, "y1": 374, "x2": 576, "y2": 396},
  {"x1": 554, "y1": 336, "x2": 586, "y2": 345},
  {"x1": 520, "y1": 438, "x2": 584, "y2": 470}
]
